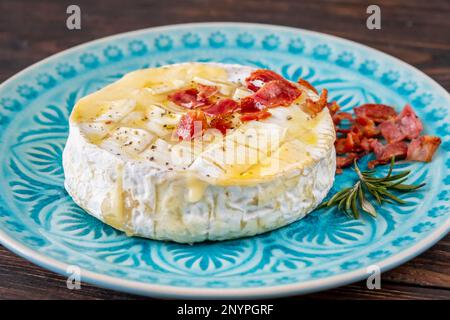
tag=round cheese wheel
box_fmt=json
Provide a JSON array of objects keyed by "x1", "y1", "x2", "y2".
[{"x1": 63, "y1": 62, "x2": 336, "y2": 243}]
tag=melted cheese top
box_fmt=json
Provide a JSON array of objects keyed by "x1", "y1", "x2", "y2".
[{"x1": 70, "y1": 63, "x2": 335, "y2": 197}]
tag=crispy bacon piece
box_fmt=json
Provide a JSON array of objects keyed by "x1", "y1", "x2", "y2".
[
  {"x1": 335, "y1": 132, "x2": 361, "y2": 154},
  {"x1": 368, "y1": 140, "x2": 408, "y2": 168},
  {"x1": 168, "y1": 88, "x2": 207, "y2": 109},
  {"x1": 253, "y1": 80, "x2": 301, "y2": 108},
  {"x1": 360, "y1": 137, "x2": 376, "y2": 153},
  {"x1": 245, "y1": 69, "x2": 285, "y2": 92},
  {"x1": 304, "y1": 89, "x2": 328, "y2": 116},
  {"x1": 333, "y1": 112, "x2": 353, "y2": 125},
  {"x1": 334, "y1": 115, "x2": 378, "y2": 160},
  {"x1": 353, "y1": 116, "x2": 379, "y2": 138},
  {"x1": 354, "y1": 104, "x2": 397, "y2": 123},
  {"x1": 406, "y1": 136, "x2": 441, "y2": 162},
  {"x1": 175, "y1": 110, "x2": 208, "y2": 140},
  {"x1": 396, "y1": 104, "x2": 423, "y2": 140},
  {"x1": 197, "y1": 84, "x2": 218, "y2": 100},
  {"x1": 327, "y1": 101, "x2": 341, "y2": 116},
  {"x1": 334, "y1": 101, "x2": 439, "y2": 172},
  {"x1": 336, "y1": 153, "x2": 359, "y2": 169},
  {"x1": 239, "y1": 96, "x2": 264, "y2": 113},
  {"x1": 240, "y1": 110, "x2": 271, "y2": 122},
  {"x1": 379, "y1": 120, "x2": 405, "y2": 143},
  {"x1": 210, "y1": 115, "x2": 233, "y2": 135},
  {"x1": 379, "y1": 104, "x2": 423, "y2": 143},
  {"x1": 201, "y1": 98, "x2": 238, "y2": 116},
  {"x1": 297, "y1": 78, "x2": 318, "y2": 94}
]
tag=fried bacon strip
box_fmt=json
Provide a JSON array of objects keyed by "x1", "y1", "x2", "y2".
[
  {"x1": 354, "y1": 104, "x2": 397, "y2": 123},
  {"x1": 406, "y1": 136, "x2": 441, "y2": 162},
  {"x1": 304, "y1": 89, "x2": 328, "y2": 116},
  {"x1": 245, "y1": 69, "x2": 286, "y2": 92},
  {"x1": 240, "y1": 110, "x2": 271, "y2": 122},
  {"x1": 175, "y1": 110, "x2": 208, "y2": 140},
  {"x1": 327, "y1": 101, "x2": 340, "y2": 116},
  {"x1": 168, "y1": 88, "x2": 207, "y2": 109},
  {"x1": 210, "y1": 115, "x2": 233, "y2": 134},
  {"x1": 353, "y1": 116, "x2": 379, "y2": 138},
  {"x1": 201, "y1": 98, "x2": 238, "y2": 116},
  {"x1": 333, "y1": 103, "x2": 439, "y2": 173},
  {"x1": 368, "y1": 140, "x2": 408, "y2": 169},
  {"x1": 252, "y1": 80, "x2": 302, "y2": 108},
  {"x1": 336, "y1": 153, "x2": 360, "y2": 171},
  {"x1": 197, "y1": 84, "x2": 218, "y2": 100}
]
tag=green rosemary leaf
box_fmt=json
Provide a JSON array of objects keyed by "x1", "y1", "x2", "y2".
[
  {"x1": 389, "y1": 183, "x2": 425, "y2": 191},
  {"x1": 382, "y1": 197, "x2": 395, "y2": 204},
  {"x1": 387, "y1": 156, "x2": 395, "y2": 177},
  {"x1": 383, "y1": 177, "x2": 409, "y2": 187},
  {"x1": 327, "y1": 187, "x2": 352, "y2": 205},
  {"x1": 351, "y1": 186, "x2": 360, "y2": 219},
  {"x1": 317, "y1": 157, "x2": 423, "y2": 219},
  {"x1": 345, "y1": 185, "x2": 357, "y2": 214},
  {"x1": 338, "y1": 195, "x2": 348, "y2": 213},
  {"x1": 385, "y1": 172, "x2": 411, "y2": 182},
  {"x1": 361, "y1": 169, "x2": 377, "y2": 175},
  {"x1": 365, "y1": 182, "x2": 383, "y2": 204},
  {"x1": 359, "y1": 190, "x2": 377, "y2": 217},
  {"x1": 377, "y1": 188, "x2": 406, "y2": 204},
  {"x1": 363, "y1": 171, "x2": 410, "y2": 183},
  {"x1": 354, "y1": 160, "x2": 364, "y2": 179}
]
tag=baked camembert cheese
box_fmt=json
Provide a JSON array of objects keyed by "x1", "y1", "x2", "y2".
[{"x1": 63, "y1": 62, "x2": 336, "y2": 243}]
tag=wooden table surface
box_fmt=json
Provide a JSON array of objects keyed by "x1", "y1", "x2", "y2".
[{"x1": 0, "y1": 0, "x2": 449, "y2": 300}]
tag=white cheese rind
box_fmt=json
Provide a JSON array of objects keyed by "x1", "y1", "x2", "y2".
[{"x1": 63, "y1": 62, "x2": 336, "y2": 243}]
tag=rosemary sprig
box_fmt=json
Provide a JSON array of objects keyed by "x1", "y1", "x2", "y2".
[{"x1": 319, "y1": 158, "x2": 425, "y2": 218}]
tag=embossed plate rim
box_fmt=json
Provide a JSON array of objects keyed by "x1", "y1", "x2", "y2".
[
  {"x1": 1, "y1": 218, "x2": 449, "y2": 298},
  {"x1": 0, "y1": 22, "x2": 449, "y2": 298}
]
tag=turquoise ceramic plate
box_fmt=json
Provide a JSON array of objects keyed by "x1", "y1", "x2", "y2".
[{"x1": 0, "y1": 23, "x2": 449, "y2": 298}]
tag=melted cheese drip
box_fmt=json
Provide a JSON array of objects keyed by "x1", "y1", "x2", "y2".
[
  {"x1": 102, "y1": 164, "x2": 124, "y2": 229},
  {"x1": 186, "y1": 176, "x2": 208, "y2": 203}
]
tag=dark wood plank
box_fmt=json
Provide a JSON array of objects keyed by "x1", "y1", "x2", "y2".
[
  {"x1": 381, "y1": 236, "x2": 450, "y2": 289},
  {"x1": 0, "y1": 245, "x2": 145, "y2": 300},
  {"x1": 0, "y1": 0, "x2": 449, "y2": 299},
  {"x1": 0, "y1": 0, "x2": 449, "y2": 90},
  {"x1": 303, "y1": 281, "x2": 450, "y2": 300}
]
